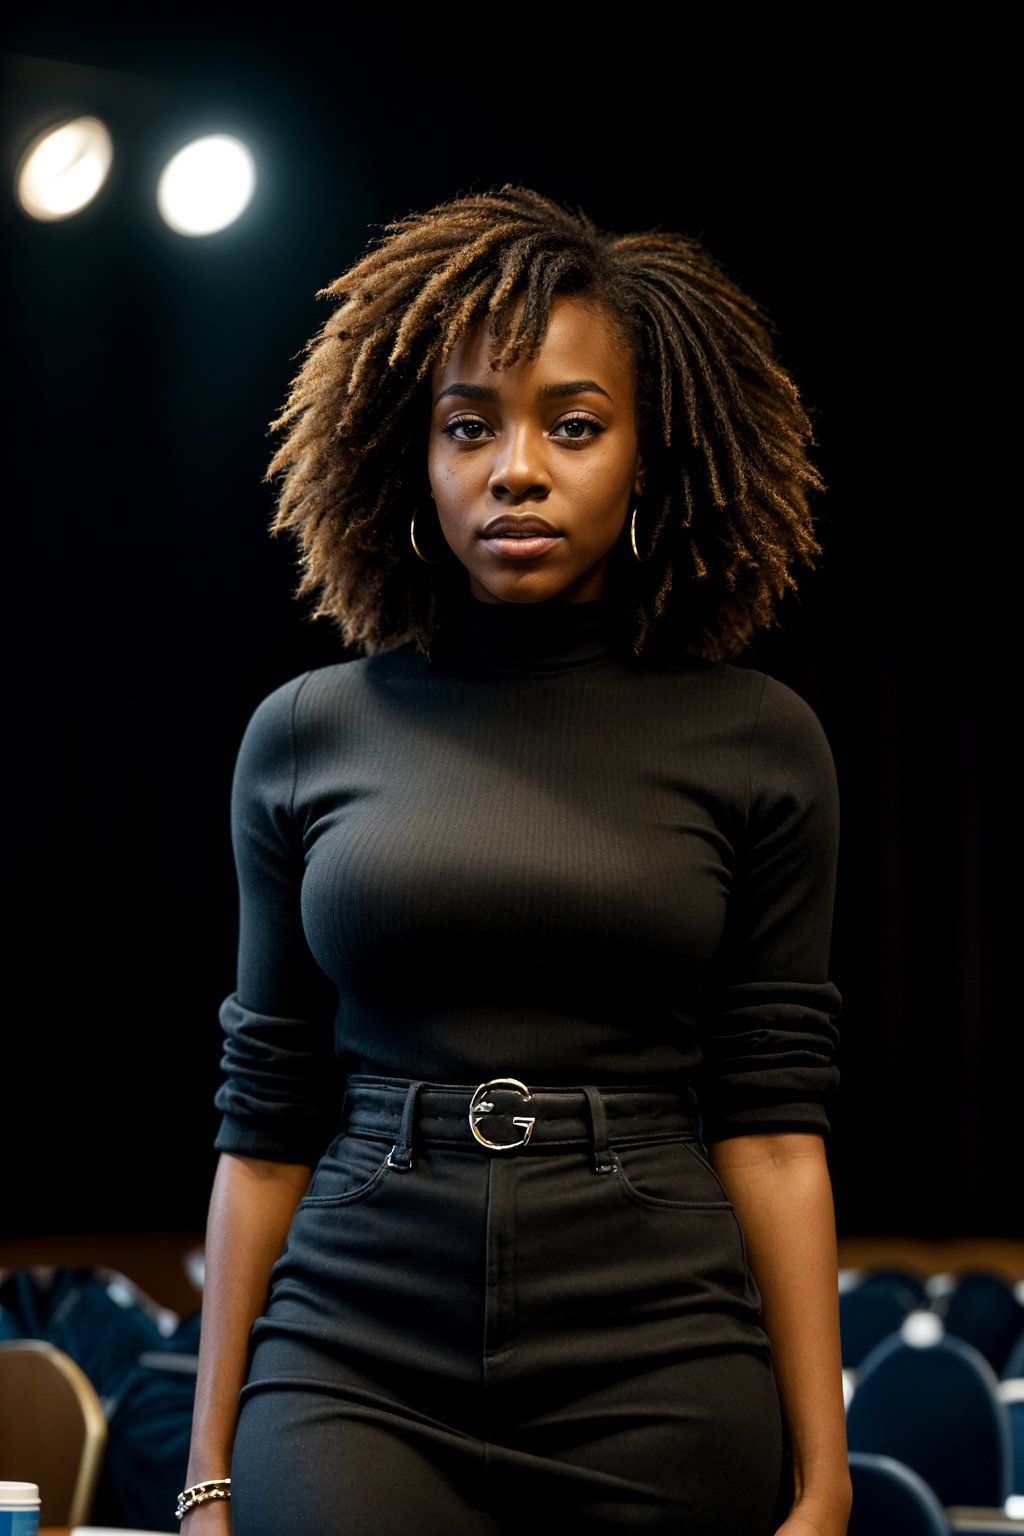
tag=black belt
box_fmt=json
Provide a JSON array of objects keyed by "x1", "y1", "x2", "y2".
[{"x1": 341, "y1": 1075, "x2": 697, "y2": 1174}]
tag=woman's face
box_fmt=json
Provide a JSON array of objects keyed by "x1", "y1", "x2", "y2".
[{"x1": 428, "y1": 296, "x2": 644, "y2": 605}]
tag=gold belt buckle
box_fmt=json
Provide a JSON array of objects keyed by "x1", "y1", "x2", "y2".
[{"x1": 468, "y1": 1077, "x2": 535, "y2": 1150}]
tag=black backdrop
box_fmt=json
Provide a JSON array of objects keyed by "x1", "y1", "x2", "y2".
[{"x1": 1, "y1": 8, "x2": 1014, "y2": 1243}]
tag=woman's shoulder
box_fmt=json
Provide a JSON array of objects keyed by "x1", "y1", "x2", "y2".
[
  {"x1": 229, "y1": 655, "x2": 398, "y2": 805},
  {"x1": 246, "y1": 647, "x2": 416, "y2": 725},
  {"x1": 236, "y1": 648, "x2": 427, "y2": 771},
  {"x1": 729, "y1": 665, "x2": 838, "y2": 804},
  {"x1": 647, "y1": 649, "x2": 826, "y2": 726},
  {"x1": 648, "y1": 651, "x2": 836, "y2": 789},
  {"x1": 238, "y1": 659, "x2": 351, "y2": 740}
]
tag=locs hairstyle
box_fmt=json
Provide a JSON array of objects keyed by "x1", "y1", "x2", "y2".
[{"x1": 266, "y1": 185, "x2": 825, "y2": 661}]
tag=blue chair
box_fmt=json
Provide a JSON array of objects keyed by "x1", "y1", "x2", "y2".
[
  {"x1": 839, "y1": 1278, "x2": 921, "y2": 1369},
  {"x1": 941, "y1": 1271, "x2": 1024, "y2": 1377},
  {"x1": 998, "y1": 1325, "x2": 1024, "y2": 1500},
  {"x1": 848, "y1": 1451, "x2": 952, "y2": 1536},
  {"x1": 851, "y1": 1266, "x2": 929, "y2": 1307},
  {"x1": 1001, "y1": 1325, "x2": 1024, "y2": 1382},
  {"x1": 1000, "y1": 1378, "x2": 1024, "y2": 1498},
  {"x1": 846, "y1": 1331, "x2": 1014, "y2": 1509}
]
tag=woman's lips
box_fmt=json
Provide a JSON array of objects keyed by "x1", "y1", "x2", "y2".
[{"x1": 480, "y1": 516, "x2": 561, "y2": 560}]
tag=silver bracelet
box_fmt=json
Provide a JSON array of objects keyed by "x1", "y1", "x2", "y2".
[{"x1": 175, "y1": 1478, "x2": 232, "y2": 1520}]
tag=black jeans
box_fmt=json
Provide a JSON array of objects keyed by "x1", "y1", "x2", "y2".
[{"x1": 232, "y1": 1077, "x2": 786, "y2": 1535}]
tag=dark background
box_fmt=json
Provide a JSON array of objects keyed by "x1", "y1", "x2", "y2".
[{"x1": 1, "y1": 9, "x2": 1013, "y2": 1243}]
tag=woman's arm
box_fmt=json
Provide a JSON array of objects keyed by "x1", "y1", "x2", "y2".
[
  {"x1": 179, "y1": 1151, "x2": 312, "y2": 1531},
  {"x1": 710, "y1": 1131, "x2": 851, "y2": 1536}
]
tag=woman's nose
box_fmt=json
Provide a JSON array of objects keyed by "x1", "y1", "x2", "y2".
[{"x1": 488, "y1": 427, "x2": 550, "y2": 501}]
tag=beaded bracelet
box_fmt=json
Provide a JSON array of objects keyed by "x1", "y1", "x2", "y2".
[{"x1": 175, "y1": 1477, "x2": 232, "y2": 1520}]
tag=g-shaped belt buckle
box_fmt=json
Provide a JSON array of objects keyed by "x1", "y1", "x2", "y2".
[{"x1": 468, "y1": 1077, "x2": 536, "y2": 1150}]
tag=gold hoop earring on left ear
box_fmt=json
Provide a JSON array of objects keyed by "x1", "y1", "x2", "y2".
[
  {"x1": 411, "y1": 505, "x2": 447, "y2": 565},
  {"x1": 629, "y1": 502, "x2": 652, "y2": 563}
]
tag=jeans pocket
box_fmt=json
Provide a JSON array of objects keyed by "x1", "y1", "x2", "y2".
[
  {"x1": 612, "y1": 1135, "x2": 734, "y2": 1211},
  {"x1": 299, "y1": 1133, "x2": 393, "y2": 1208}
]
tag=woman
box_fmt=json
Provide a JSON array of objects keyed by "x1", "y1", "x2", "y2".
[{"x1": 179, "y1": 186, "x2": 851, "y2": 1535}]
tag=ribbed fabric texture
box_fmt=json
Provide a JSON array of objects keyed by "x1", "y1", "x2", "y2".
[{"x1": 215, "y1": 599, "x2": 841, "y2": 1163}]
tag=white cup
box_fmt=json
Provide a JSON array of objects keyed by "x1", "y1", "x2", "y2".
[{"x1": 0, "y1": 1483, "x2": 40, "y2": 1536}]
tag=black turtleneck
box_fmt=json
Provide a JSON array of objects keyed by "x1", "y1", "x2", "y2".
[
  {"x1": 454, "y1": 597, "x2": 619, "y2": 670},
  {"x1": 215, "y1": 599, "x2": 841, "y2": 1164}
]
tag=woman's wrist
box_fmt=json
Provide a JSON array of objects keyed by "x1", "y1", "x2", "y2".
[
  {"x1": 787, "y1": 1478, "x2": 853, "y2": 1526},
  {"x1": 175, "y1": 1477, "x2": 232, "y2": 1521},
  {"x1": 179, "y1": 1502, "x2": 232, "y2": 1531}
]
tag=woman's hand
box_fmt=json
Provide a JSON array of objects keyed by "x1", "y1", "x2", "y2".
[{"x1": 180, "y1": 1501, "x2": 233, "y2": 1535}]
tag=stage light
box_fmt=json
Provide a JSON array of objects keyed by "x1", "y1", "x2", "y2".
[
  {"x1": 16, "y1": 116, "x2": 114, "y2": 222},
  {"x1": 156, "y1": 133, "x2": 256, "y2": 237}
]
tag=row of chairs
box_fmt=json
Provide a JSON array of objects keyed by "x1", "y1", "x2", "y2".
[
  {"x1": 842, "y1": 1268, "x2": 1024, "y2": 1534},
  {"x1": 12, "y1": 1330, "x2": 1014, "y2": 1533},
  {"x1": 840, "y1": 1266, "x2": 1024, "y2": 1376},
  {"x1": 3, "y1": 1262, "x2": 1023, "y2": 1530}
]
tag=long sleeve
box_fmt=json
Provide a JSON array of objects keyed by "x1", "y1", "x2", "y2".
[
  {"x1": 214, "y1": 675, "x2": 343, "y2": 1165},
  {"x1": 696, "y1": 673, "x2": 841, "y2": 1142}
]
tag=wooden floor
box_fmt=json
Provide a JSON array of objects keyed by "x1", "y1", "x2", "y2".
[
  {"x1": 836, "y1": 1235, "x2": 1024, "y2": 1286},
  {"x1": 2, "y1": 1230, "x2": 1023, "y2": 1315}
]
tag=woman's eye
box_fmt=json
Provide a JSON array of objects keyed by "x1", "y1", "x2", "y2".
[
  {"x1": 441, "y1": 416, "x2": 491, "y2": 441},
  {"x1": 552, "y1": 414, "x2": 602, "y2": 440}
]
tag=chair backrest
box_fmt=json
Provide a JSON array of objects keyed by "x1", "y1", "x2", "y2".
[
  {"x1": 846, "y1": 1331, "x2": 1013, "y2": 1509},
  {"x1": 1000, "y1": 1377, "x2": 1024, "y2": 1499},
  {"x1": 845, "y1": 1266, "x2": 929, "y2": 1307},
  {"x1": 839, "y1": 1279, "x2": 921, "y2": 1368},
  {"x1": 1003, "y1": 1328, "x2": 1024, "y2": 1383},
  {"x1": 0, "y1": 1337, "x2": 107, "y2": 1526},
  {"x1": 941, "y1": 1271, "x2": 1024, "y2": 1377},
  {"x1": 848, "y1": 1451, "x2": 952, "y2": 1536}
]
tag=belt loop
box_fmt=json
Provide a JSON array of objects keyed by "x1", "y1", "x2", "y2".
[
  {"x1": 387, "y1": 1080, "x2": 426, "y2": 1171},
  {"x1": 582, "y1": 1086, "x2": 615, "y2": 1174}
]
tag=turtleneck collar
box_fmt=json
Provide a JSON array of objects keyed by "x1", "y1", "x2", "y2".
[{"x1": 454, "y1": 598, "x2": 617, "y2": 673}]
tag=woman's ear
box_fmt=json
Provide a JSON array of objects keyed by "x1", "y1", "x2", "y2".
[{"x1": 634, "y1": 456, "x2": 646, "y2": 498}]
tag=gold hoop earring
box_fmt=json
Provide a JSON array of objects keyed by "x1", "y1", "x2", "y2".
[
  {"x1": 410, "y1": 505, "x2": 446, "y2": 565},
  {"x1": 629, "y1": 502, "x2": 652, "y2": 563}
]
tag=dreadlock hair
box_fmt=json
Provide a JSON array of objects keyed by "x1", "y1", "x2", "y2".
[{"x1": 266, "y1": 184, "x2": 825, "y2": 661}]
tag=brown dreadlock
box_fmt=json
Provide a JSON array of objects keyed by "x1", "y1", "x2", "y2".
[{"x1": 266, "y1": 185, "x2": 825, "y2": 661}]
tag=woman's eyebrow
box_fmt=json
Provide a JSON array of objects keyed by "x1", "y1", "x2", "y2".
[
  {"x1": 435, "y1": 378, "x2": 613, "y2": 404},
  {"x1": 540, "y1": 379, "x2": 613, "y2": 402},
  {"x1": 435, "y1": 382, "x2": 497, "y2": 403}
]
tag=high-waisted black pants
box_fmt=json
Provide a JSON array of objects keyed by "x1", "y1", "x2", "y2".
[{"x1": 232, "y1": 1077, "x2": 788, "y2": 1535}]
